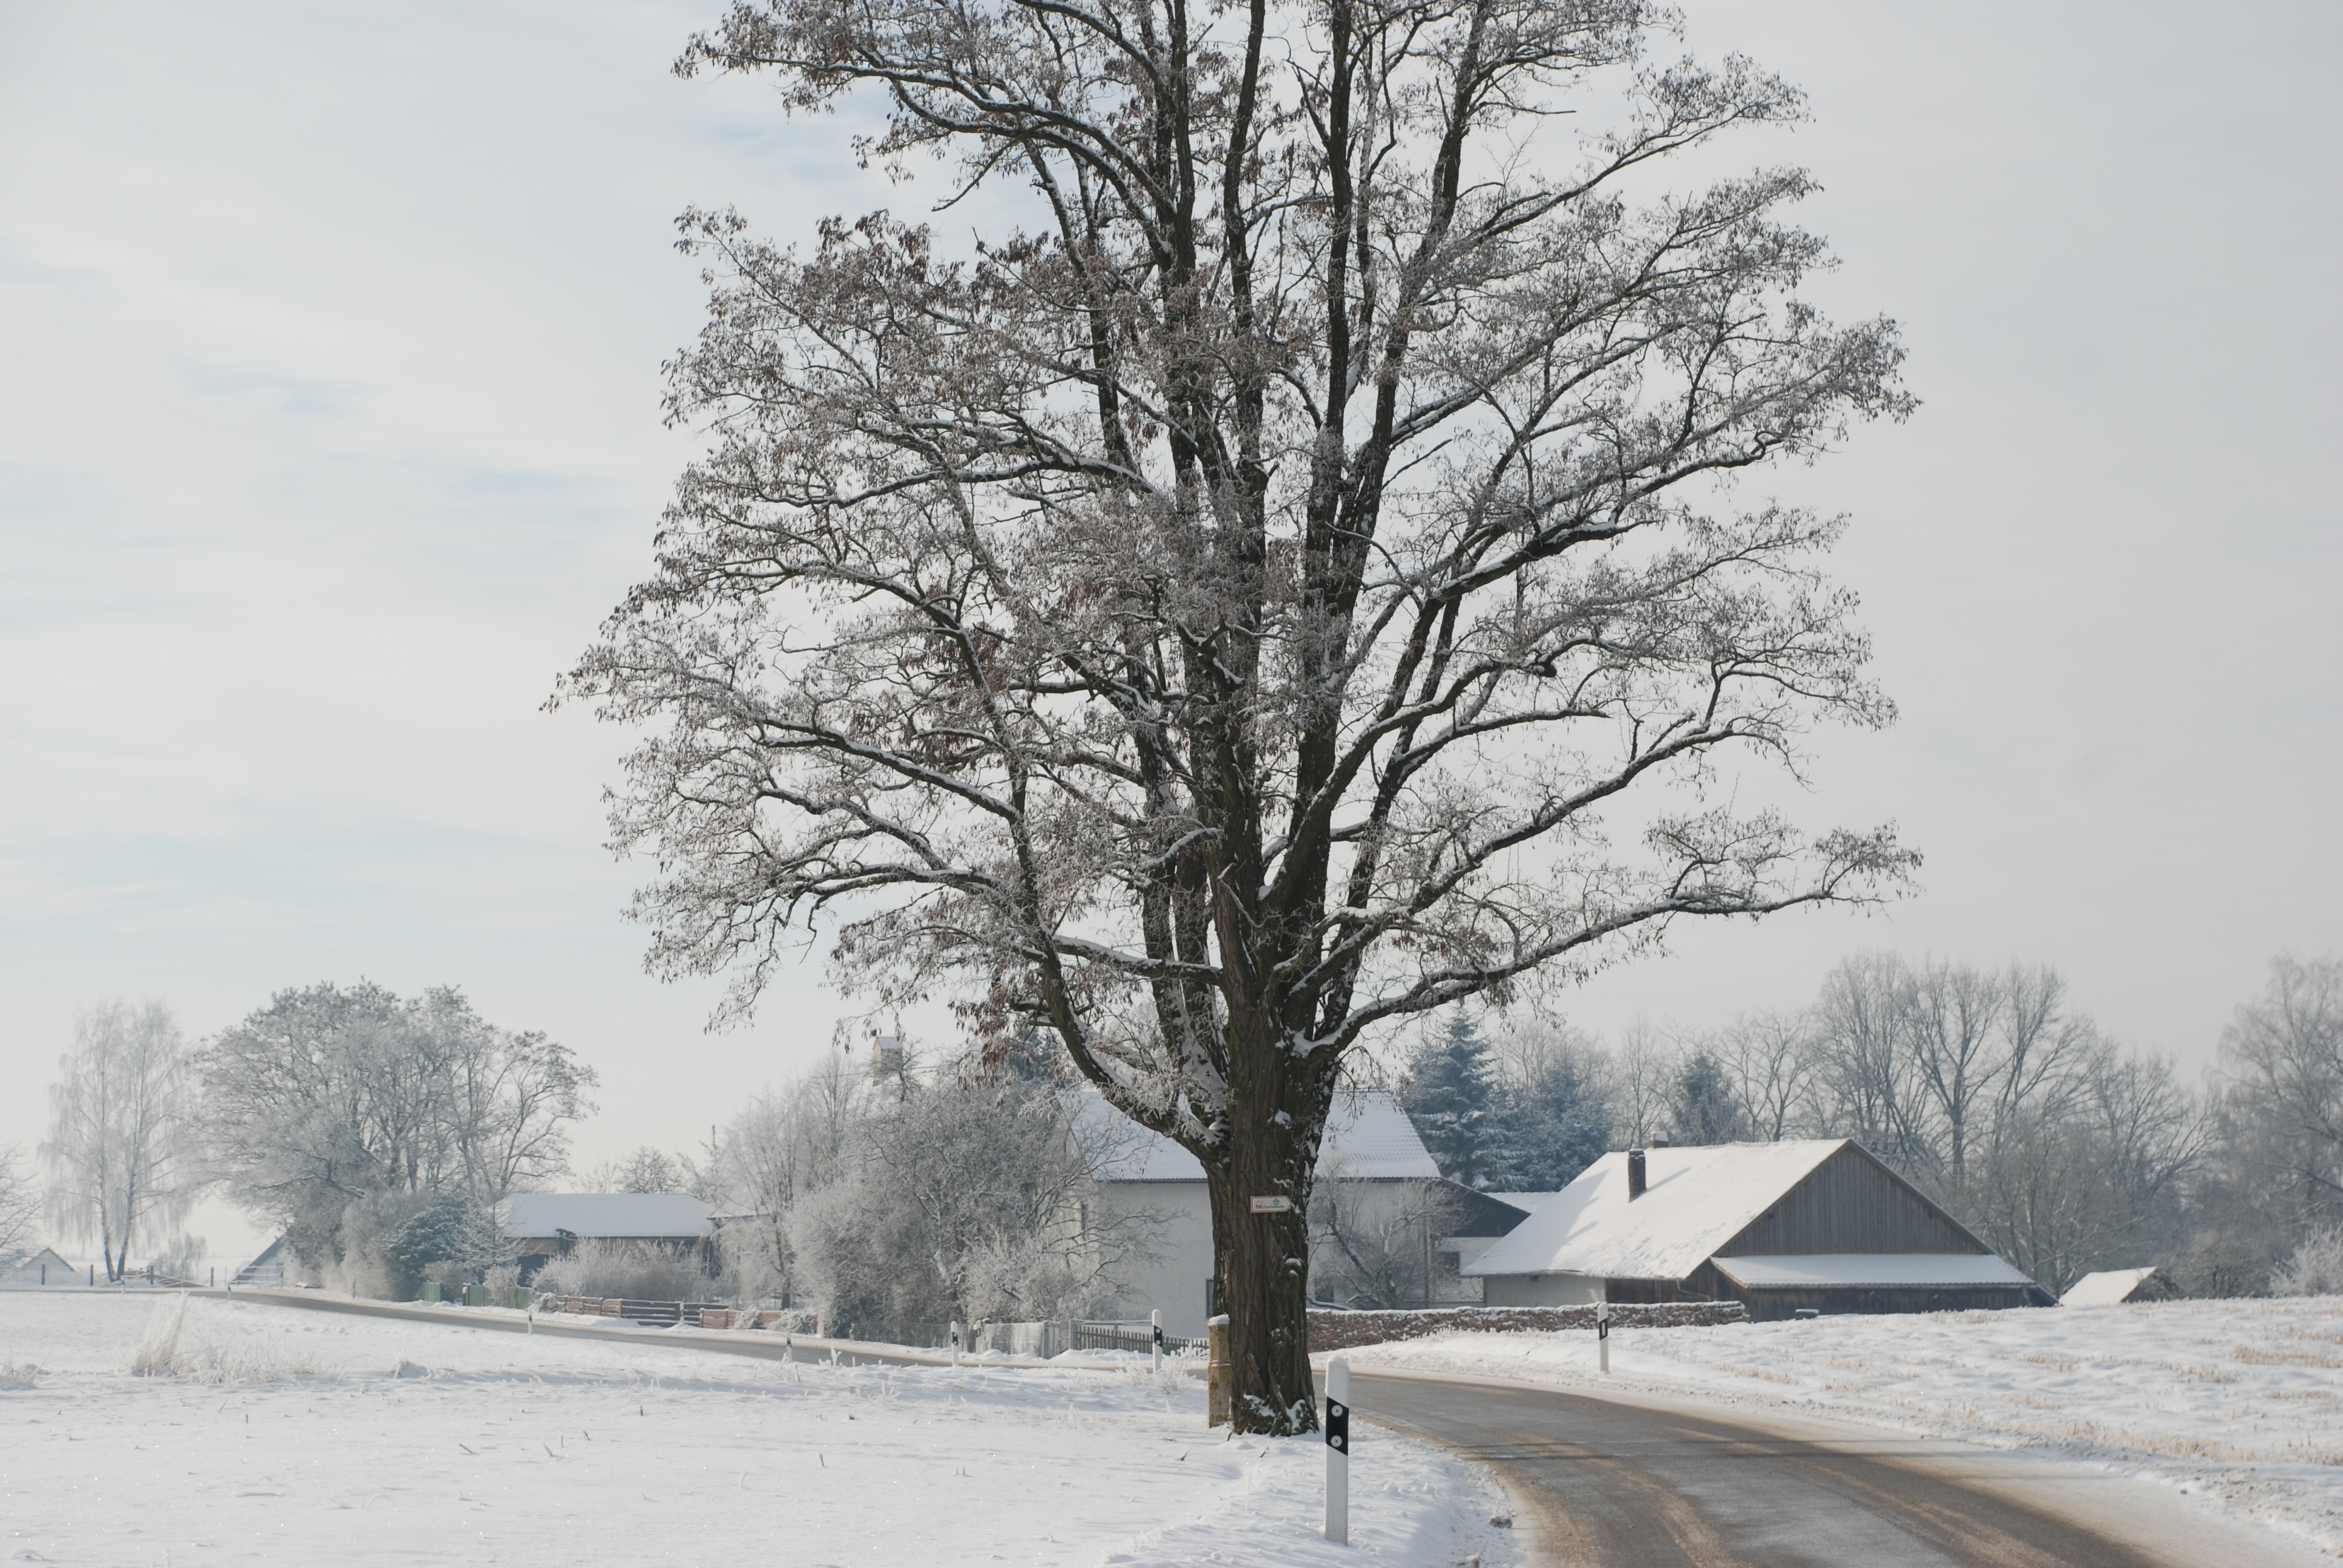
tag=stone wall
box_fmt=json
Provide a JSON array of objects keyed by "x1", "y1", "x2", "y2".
[{"x1": 1306, "y1": 1301, "x2": 1745, "y2": 1353}]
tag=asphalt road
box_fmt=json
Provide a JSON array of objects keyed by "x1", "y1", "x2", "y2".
[{"x1": 1347, "y1": 1368, "x2": 2307, "y2": 1568}]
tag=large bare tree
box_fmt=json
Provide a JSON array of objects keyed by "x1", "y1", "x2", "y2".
[{"x1": 565, "y1": 0, "x2": 1914, "y2": 1429}]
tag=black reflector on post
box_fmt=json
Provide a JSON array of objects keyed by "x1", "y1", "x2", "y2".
[{"x1": 1325, "y1": 1397, "x2": 1349, "y2": 1451}]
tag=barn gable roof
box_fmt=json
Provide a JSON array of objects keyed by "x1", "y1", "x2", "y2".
[
  {"x1": 1463, "y1": 1140, "x2": 1850, "y2": 1280},
  {"x1": 0, "y1": 1246, "x2": 73, "y2": 1284},
  {"x1": 500, "y1": 1192, "x2": 713, "y2": 1241},
  {"x1": 2060, "y1": 1267, "x2": 2158, "y2": 1306},
  {"x1": 1087, "y1": 1090, "x2": 1441, "y2": 1183}
]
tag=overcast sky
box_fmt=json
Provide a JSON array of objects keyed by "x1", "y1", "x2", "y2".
[{"x1": 3, "y1": 1, "x2": 2337, "y2": 1248}]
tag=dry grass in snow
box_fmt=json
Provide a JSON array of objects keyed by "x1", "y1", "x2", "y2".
[{"x1": 1, "y1": 1292, "x2": 1518, "y2": 1566}]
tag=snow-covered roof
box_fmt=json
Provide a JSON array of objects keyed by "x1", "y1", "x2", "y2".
[
  {"x1": 1322, "y1": 1093, "x2": 1444, "y2": 1179},
  {"x1": 1088, "y1": 1090, "x2": 1441, "y2": 1183},
  {"x1": 2060, "y1": 1267, "x2": 2158, "y2": 1307},
  {"x1": 1712, "y1": 1253, "x2": 2036, "y2": 1289},
  {"x1": 500, "y1": 1193, "x2": 713, "y2": 1241},
  {"x1": 1464, "y1": 1141, "x2": 1848, "y2": 1279},
  {"x1": 1483, "y1": 1191, "x2": 1567, "y2": 1216},
  {"x1": 0, "y1": 1246, "x2": 71, "y2": 1284}
]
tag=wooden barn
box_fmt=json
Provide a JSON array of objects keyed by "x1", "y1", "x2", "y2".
[{"x1": 1464, "y1": 1138, "x2": 2050, "y2": 1320}]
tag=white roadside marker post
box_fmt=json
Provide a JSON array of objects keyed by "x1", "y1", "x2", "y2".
[
  {"x1": 1596, "y1": 1301, "x2": 1611, "y2": 1374},
  {"x1": 1151, "y1": 1309, "x2": 1164, "y2": 1374},
  {"x1": 951, "y1": 1319, "x2": 963, "y2": 1368},
  {"x1": 1324, "y1": 1356, "x2": 1351, "y2": 1544}
]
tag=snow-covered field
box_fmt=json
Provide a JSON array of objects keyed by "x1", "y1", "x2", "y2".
[
  {"x1": 0, "y1": 1293, "x2": 1518, "y2": 1566},
  {"x1": 1342, "y1": 1296, "x2": 2343, "y2": 1557}
]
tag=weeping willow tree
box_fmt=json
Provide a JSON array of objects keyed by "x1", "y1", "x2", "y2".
[{"x1": 563, "y1": 0, "x2": 1915, "y2": 1432}]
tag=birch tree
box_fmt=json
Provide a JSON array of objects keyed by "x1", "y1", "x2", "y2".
[
  {"x1": 564, "y1": 0, "x2": 1914, "y2": 1431},
  {"x1": 41, "y1": 1000, "x2": 202, "y2": 1281},
  {"x1": 0, "y1": 1144, "x2": 39, "y2": 1259}
]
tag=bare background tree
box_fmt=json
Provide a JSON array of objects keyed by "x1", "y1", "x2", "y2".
[
  {"x1": 1712, "y1": 1011, "x2": 1815, "y2": 1141},
  {"x1": 41, "y1": 999, "x2": 203, "y2": 1282},
  {"x1": 200, "y1": 982, "x2": 595, "y2": 1298},
  {"x1": 700, "y1": 1056, "x2": 871, "y2": 1302},
  {"x1": 0, "y1": 1143, "x2": 40, "y2": 1260},
  {"x1": 565, "y1": 0, "x2": 1916, "y2": 1429},
  {"x1": 581, "y1": 1146, "x2": 694, "y2": 1195},
  {"x1": 1309, "y1": 1157, "x2": 1464, "y2": 1308},
  {"x1": 2201, "y1": 955, "x2": 2343, "y2": 1292},
  {"x1": 783, "y1": 1067, "x2": 1141, "y2": 1342}
]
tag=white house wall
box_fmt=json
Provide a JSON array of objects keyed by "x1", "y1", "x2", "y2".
[
  {"x1": 1091, "y1": 1181, "x2": 1216, "y2": 1337},
  {"x1": 1092, "y1": 1177, "x2": 1478, "y2": 1335},
  {"x1": 1483, "y1": 1272, "x2": 1605, "y2": 1307}
]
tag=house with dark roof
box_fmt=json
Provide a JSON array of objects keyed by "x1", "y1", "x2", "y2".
[
  {"x1": 1464, "y1": 1138, "x2": 2048, "y2": 1320},
  {"x1": 500, "y1": 1192, "x2": 715, "y2": 1284}
]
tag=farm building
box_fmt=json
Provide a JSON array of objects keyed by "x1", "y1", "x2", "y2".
[
  {"x1": 1084, "y1": 1091, "x2": 1530, "y2": 1336},
  {"x1": 0, "y1": 1246, "x2": 74, "y2": 1287},
  {"x1": 1464, "y1": 1138, "x2": 2048, "y2": 1320},
  {"x1": 2061, "y1": 1267, "x2": 2163, "y2": 1306},
  {"x1": 500, "y1": 1193, "x2": 715, "y2": 1284}
]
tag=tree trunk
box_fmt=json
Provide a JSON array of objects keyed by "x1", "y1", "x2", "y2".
[{"x1": 1207, "y1": 1063, "x2": 1323, "y2": 1435}]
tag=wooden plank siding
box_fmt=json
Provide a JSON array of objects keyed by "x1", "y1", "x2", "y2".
[{"x1": 1712, "y1": 1143, "x2": 1990, "y2": 1259}]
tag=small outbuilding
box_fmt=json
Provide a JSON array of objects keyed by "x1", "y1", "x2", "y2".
[
  {"x1": 1465, "y1": 1138, "x2": 2049, "y2": 1320},
  {"x1": 500, "y1": 1193, "x2": 715, "y2": 1284},
  {"x1": 2060, "y1": 1267, "x2": 2163, "y2": 1307},
  {"x1": 0, "y1": 1247, "x2": 74, "y2": 1287}
]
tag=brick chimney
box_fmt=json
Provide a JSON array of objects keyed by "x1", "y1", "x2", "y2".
[{"x1": 1627, "y1": 1148, "x2": 1647, "y2": 1200}]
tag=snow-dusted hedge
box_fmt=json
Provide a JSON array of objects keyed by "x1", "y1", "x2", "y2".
[
  {"x1": 528, "y1": 1239, "x2": 712, "y2": 1303},
  {"x1": 1308, "y1": 1302, "x2": 1745, "y2": 1352}
]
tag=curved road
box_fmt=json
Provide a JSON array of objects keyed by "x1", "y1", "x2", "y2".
[{"x1": 1349, "y1": 1368, "x2": 2305, "y2": 1568}]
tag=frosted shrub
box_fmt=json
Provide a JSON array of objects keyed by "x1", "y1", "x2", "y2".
[
  {"x1": 126, "y1": 1297, "x2": 333, "y2": 1382},
  {"x1": 0, "y1": 1361, "x2": 40, "y2": 1390},
  {"x1": 529, "y1": 1239, "x2": 712, "y2": 1302},
  {"x1": 1116, "y1": 1356, "x2": 1194, "y2": 1396},
  {"x1": 169, "y1": 1339, "x2": 330, "y2": 1385},
  {"x1": 131, "y1": 1295, "x2": 188, "y2": 1376},
  {"x1": 2271, "y1": 1227, "x2": 2343, "y2": 1296}
]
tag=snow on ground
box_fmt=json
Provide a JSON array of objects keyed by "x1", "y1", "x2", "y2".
[
  {"x1": 0, "y1": 1292, "x2": 1519, "y2": 1567},
  {"x1": 1340, "y1": 1296, "x2": 2343, "y2": 1557}
]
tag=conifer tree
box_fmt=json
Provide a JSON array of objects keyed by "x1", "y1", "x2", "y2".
[
  {"x1": 1401, "y1": 1014, "x2": 1494, "y2": 1187},
  {"x1": 1485, "y1": 1048, "x2": 1613, "y2": 1191},
  {"x1": 1673, "y1": 1050, "x2": 1747, "y2": 1145}
]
